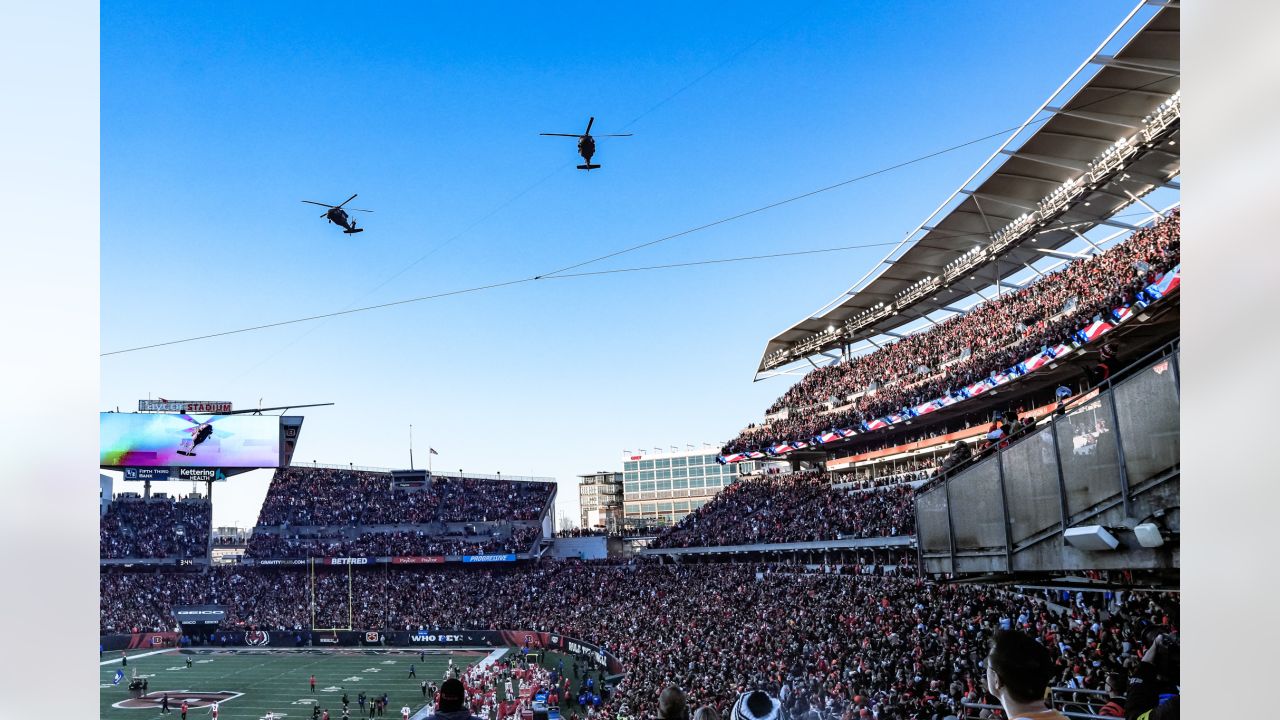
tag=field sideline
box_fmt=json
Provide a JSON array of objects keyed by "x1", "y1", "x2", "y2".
[{"x1": 99, "y1": 647, "x2": 497, "y2": 720}]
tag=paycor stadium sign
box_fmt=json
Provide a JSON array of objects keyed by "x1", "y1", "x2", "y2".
[{"x1": 138, "y1": 400, "x2": 233, "y2": 413}]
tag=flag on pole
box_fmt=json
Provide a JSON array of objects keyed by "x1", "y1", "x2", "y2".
[{"x1": 429, "y1": 448, "x2": 439, "y2": 455}]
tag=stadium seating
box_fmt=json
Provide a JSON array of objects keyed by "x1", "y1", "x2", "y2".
[
  {"x1": 99, "y1": 561, "x2": 1178, "y2": 720},
  {"x1": 242, "y1": 467, "x2": 555, "y2": 560},
  {"x1": 648, "y1": 471, "x2": 916, "y2": 549},
  {"x1": 723, "y1": 210, "x2": 1181, "y2": 455},
  {"x1": 254, "y1": 468, "x2": 555, "y2": 527},
  {"x1": 99, "y1": 495, "x2": 211, "y2": 559}
]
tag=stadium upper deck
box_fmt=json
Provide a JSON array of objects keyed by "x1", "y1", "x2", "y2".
[{"x1": 757, "y1": 4, "x2": 1179, "y2": 377}]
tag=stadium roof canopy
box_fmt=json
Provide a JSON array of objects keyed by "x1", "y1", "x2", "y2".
[{"x1": 756, "y1": 1, "x2": 1180, "y2": 378}]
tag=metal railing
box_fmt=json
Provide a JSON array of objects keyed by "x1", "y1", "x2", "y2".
[
  {"x1": 917, "y1": 342, "x2": 1179, "y2": 576},
  {"x1": 961, "y1": 687, "x2": 1122, "y2": 719}
]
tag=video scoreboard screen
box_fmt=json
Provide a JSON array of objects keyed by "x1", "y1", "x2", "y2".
[{"x1": 100, "y1": 413, "x2": 281, "y2": 469}]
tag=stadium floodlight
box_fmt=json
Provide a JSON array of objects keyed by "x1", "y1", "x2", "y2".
[
  {"x1": 1134, "y1": 522, "x2": 1166, "y2": 548},
  {"x1": 1064, "y1": 525, "x2": 1120, "y2": 551}
]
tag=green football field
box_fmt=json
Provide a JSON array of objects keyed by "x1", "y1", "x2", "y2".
[{"x1": 99, "y1": 647, "x2": 503, "y2": 720}]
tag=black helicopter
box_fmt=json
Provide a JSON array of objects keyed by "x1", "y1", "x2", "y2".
[
  {"x1": 540, "y1": 117, "x2": 632, "y2": 170},
  {"x1": 302, "y1": 193, "x2": 373, "y2": 234},
  {"x1": 175, "y1": 414, "x2": 220, "y2": 457}
]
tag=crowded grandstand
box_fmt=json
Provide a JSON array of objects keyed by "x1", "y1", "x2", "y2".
[{"x1": 99, "y1": 5, "x2": 1180, "y2": 720}]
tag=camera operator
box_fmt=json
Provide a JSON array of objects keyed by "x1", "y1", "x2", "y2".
[{"x1": 1126, "y1": 632, "x2": 1178, "y2": 720}]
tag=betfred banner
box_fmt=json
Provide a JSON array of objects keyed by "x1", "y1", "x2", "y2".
[
  {"x1": 462, "y1": 554, "x2": 516, "y2": 563},
  {"x1": 173, "y1": 605, "x2": 227, "y2": 624},
  {"x1": 323, "y1": 557, "x2": 373, "y2": 565},
  {"x1": 391, "y1": 556, "x2": 446, "y2": 564}
]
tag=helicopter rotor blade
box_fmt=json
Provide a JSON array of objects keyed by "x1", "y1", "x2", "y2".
[
  {"x1": 302, "y1": 200, "x2": 336, "y2": 208},
  {"x1": 599, "y1": 134, "x2": 633, "y2": 137},
  {"x1": 540, "y1": 133, "x2": 581, "y2": 137},
  {"x1": 585, "y1": 117, "x2": 595, "y2": 135},
  {"x1": 334, "y1": 193, "x2": 359, "y2": 210},
  {"x1": 347, "y1": 208, "x2": 374, "y2": 213}
]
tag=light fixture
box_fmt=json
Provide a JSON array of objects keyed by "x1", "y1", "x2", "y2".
[
  {"x1": 1134, "y1": 522, "x2": 1166, "y2": 548},
  {"x1": 1065, "y1": 525, "x2": 1120, "y2": 551}
]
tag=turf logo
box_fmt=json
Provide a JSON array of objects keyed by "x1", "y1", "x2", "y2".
[
  {"x1": 113, "y1": 691, "x2": 243, "y2": 709},
  {"x1": 246, "y1": 630, "x2": 271, "y2": 647}
]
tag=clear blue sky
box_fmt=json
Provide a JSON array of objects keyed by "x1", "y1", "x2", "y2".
[{"x1": 101, "y1": 1, "x2": 1147, "y2": 527}]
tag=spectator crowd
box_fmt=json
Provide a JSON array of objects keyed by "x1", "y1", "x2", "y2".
[
  {"x1": 100, "y1": 561, "x2": 1178, "y2": 720},
  {"x1": 724, "y1": 210, "x2": 1181, "y2": 455},
  {"x1": 100, "y1": 496, "x2": 211, "y2": 559},
  {"x1": 649, "y1": 472, "x2": 916, "y2": 549},
  {"x1": 254, "y1": 468, "x2": 555, "y2": 526}
]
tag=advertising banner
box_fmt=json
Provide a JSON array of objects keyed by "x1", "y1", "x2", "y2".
[
  {"x1": 173, "y1": 605, "x2": 227, "y2": 625},
  {"x1": 462, "y1": 554, "x2": 516, "y2": 563},
  {"x1": 101, "y1": 413, "x2": 280, "y2": 468},
  {"x1": 122, "y1": 467, "x2": 172, "y2": 481},
  {"x1": 391, "y1": 556, "x2": 446, "y2": 564},
  {"x1": 100, "y1": 632, "x2": 181, "y2": 651},
  {"x1": 138, "y1": 400, "x2": 233, "y2": 413},
  {"x1": 404, "y1": 630, "x2": 494, "y2": 645}
]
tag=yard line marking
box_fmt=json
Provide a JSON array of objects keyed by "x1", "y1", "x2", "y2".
[{"x1": 100, "y1": 648, "x2": 173, "y2": 665}]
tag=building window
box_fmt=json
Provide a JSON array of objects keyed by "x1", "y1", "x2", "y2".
[
  {"x1": 655, "y1": 480, "x2": 671, "y2": 491},
  {"x1": 672, "y1": 478, "x2": 688, "y2": 490},
  {"x1": 624, "y1": 461, "x2": 638, "y2": 472},
  {"x1": 639, "y1": 460, "x2": 654, "y2": 470},
  {"x1": 655, "y1": 458, "x2": 671, "y2": 469},
  {"x1": 687, "y1": 466, "x2": 704, "y2": 477},
  {"x1": 671, "y1": 457, "x2": 687, "y2": 468}
]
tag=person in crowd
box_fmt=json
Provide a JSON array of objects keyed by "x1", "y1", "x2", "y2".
[
  {"x1": 435, "y1": 678, "x2": 486, "y2": 720},
  {"x1": 1097, "y1": 673, "x2": 1127, "y2": 717},
  {"x1": 730, "y1": 691, "x2": 781, "y2": 720},
  {"x1": 658, "y1": 686, "x2": 690, "y2": 720},
  {"x1": 984, "y1": 629, "x2": 1069, "y2": 720},
  {"x1": 1125, "y1": 632, "x2": 1178, "y2": 720}
]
